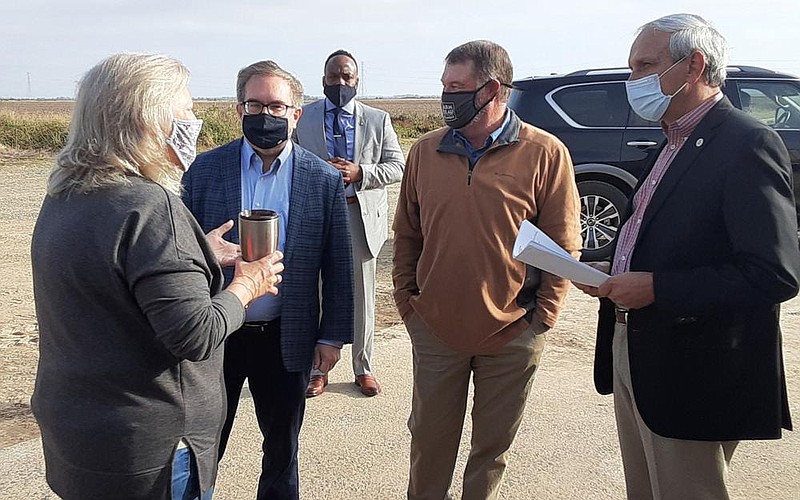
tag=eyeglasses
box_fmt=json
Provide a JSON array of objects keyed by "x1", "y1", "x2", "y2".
[{"x1": 241, "y1": 100, "x2": 296, "y2": 117}]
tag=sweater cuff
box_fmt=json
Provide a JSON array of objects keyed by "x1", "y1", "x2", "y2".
[{"x1": 212, "y1": 290, "x2": 247, "y2": 335}]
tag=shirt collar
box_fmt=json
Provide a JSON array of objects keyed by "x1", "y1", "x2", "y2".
[
  {"x1": 324, "y1": 97, "x2": 356, "y2": 114},
  {"x1": 662, "y1": 92, "x2": 723, "y2": 140},
  {"x1": 453, "y1": 109, "x2": 511, "y2": 150}
]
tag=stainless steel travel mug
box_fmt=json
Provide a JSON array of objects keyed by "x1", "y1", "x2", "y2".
[{"x1": 239, "y1": 209, "x2": 279, "y2": 262}]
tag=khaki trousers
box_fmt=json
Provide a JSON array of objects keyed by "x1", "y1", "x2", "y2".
[
  {"x1": 613, "y1": 322, "x2": 738, "y2": 500},
  {"x1": 405, "y1": 312, "x2": 546, "y2": 500}
]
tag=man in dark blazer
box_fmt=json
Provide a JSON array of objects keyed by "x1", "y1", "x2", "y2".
[
  {"x1": 182, "y1": 60, "x2": 354, "y2": 500},
  {"x1": 576, "y1": 14, "x2": 800, "y2": 499}
]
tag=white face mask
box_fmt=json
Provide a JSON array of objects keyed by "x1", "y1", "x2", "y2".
[
  {"x1": 166, "y1": 118, "x2": 203, "y2": 171},
  {"x1": 625, "y1": 57, "x2": 688, "y2": 122}
]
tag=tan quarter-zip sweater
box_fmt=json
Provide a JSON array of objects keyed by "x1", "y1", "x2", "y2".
[{"x1": 392, "y1": 112, "x2": 582, "y2": 353}]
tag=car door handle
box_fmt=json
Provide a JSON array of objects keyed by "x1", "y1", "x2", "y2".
[{"x1": 626, "y1": 141, "x2": 658, "y2": 148}]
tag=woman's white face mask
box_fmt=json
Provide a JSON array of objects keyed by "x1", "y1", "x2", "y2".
[
  {"x1": 166, "y1": 118, "x2": 203, "y2": 171},
  {"x1": 625, "y1": 56, "x2": 688, "y2": 122}
]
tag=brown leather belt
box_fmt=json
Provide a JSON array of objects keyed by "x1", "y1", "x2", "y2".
[
  {"x1": 346, "y1": 196, "x2": 358, "y2": 205},
  {"x1": 615, "y1": 308, "x2": 629, "y2": 324}
]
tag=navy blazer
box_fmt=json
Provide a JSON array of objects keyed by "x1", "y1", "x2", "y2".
[
  {"x1": 182, "y1": 139, "x2": 354, "y2": 372},
  {"x1": 594, "y1": 98, "x2": 800, "y2": 441}
]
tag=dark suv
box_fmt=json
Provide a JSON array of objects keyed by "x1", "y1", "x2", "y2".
[{"x1": 509, "y1": 66, "x2": 800, "y2": 261}]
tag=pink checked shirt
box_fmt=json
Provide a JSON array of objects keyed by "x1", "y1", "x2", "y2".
[{"x1": 611, "y1": 93, "x2": 723, "y2": 275}]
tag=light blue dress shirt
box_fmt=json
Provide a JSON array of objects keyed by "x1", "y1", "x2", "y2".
[
  {"x1": 453, "y1": 109, "x2": 511, "y2": 166},
  {"x1": 324, "y1": 97, "x2": 358, "y2": 198},
  {"x1": 240, "y1": 140, "x2": 293, "y2": 322},
  {"x1": 324, "y1": 97, "x2": 356, "y2": 161}
]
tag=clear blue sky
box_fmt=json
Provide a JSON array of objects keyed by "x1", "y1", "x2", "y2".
[{"x1": 2, "y1": 0, "x2": 798, "y2": 98}]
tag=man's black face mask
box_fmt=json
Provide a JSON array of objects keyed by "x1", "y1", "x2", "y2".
[
  {"x1": 324, "y1": 84, "x2": 357, "y2": 108},
  {"x1": 440, "y1": 81, "x2": 492, "y2": 129},
  {"x1": 242, "y1": 114, "x2": 288, "y2": 150}
]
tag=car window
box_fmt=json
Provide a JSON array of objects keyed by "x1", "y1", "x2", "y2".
[
  {"x1": 735, "y1": 81, "x2": 800, "y2": 129},
  {"x1": 550, "y1": 83, "x2": 627, "y2": 127},
  {"x1": 627, "y1": 107, "x2": 660, "y2": 128},
  {"x1": 622, "y1": 77, "x2": 660, "y2": 128}
]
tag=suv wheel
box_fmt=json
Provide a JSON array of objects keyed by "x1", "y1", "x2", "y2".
[{"x1": 578, "y1": 180, "x2": 628, "y2": 261}]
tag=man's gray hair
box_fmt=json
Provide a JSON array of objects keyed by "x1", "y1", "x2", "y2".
[
  {"x1": 639, "y1": 13, "x2": 729, "y2": 86},
  {"x1": 236, "y1": 61, "x2": 304, "y2": 109}
]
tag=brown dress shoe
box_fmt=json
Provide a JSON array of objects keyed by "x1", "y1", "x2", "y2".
[
  {"x1": 355, "y1": 374, "x2": 381, "y2": 397},
  {"x1": 306, "y1": 374, "x2": 328, "y2": 398}
]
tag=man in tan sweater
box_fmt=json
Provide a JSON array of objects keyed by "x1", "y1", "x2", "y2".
[{"x1": 393, "y1": 40, "x2": 582, "y2": 499}]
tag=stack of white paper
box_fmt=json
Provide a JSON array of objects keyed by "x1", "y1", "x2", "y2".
[{"x1": 513, "y1": 220, "x2": 609, "y2": 287}]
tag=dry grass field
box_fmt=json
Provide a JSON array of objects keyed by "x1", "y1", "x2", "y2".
[
  {"x1": 0, "y1": 98, "x2": 442, "y2": 152},
  {"x1": 0, "y1": 98, "x2": 441, "y2": 118},
  {"x1": 0, "y1": 101, "x2": 75, "y2": 115}
]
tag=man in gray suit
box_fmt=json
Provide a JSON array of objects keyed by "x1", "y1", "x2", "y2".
[{"x1": 295, "y1": 49, "x2": 405, "y2": 397}]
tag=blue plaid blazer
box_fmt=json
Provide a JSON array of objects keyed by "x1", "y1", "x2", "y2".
[{"x1": 182, "y1": 139, "x2": 354, "y2": 372}]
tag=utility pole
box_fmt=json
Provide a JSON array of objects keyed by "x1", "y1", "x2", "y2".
[
  {"x1": 360, "y1": 60, "x2": 366, "y2": 97},
  {"x1": 27, "y1": 72, "x2": 32, "y2": 98}
]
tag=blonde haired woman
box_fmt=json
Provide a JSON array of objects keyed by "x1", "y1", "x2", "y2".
[{"x1": 31, "y1": 53, "x2": 282, "y2": 500}]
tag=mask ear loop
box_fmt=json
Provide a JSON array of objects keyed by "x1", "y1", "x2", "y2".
[
  {"x1": 471, "y1": 80, "x2": 492, "y2": 108},
  {"x1": 472, "y1": 80, "x2": 517, "y2": 117},
  {"x1": 682, "y1": 51, "x2": 706, "y2": 89},
  {"x1": 472, "y1": 80, "x2": 522, "y2": 111},
  {"x1": 670, "y1": 81, "x2": 689, "y2": 99},
  {"x1": 657, "y1": 55, "x2": 691, "y2": 98},
  {"x1": 658, "y1": 55, "x2": 688, "y2": 81},
  {"x1": 475, "y1": 78, "x2": 514, "y2": 111}
]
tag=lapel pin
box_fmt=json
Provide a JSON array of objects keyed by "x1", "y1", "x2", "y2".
[{"x1": 695, "y1": 138, "x2": 704, "y2": 147}]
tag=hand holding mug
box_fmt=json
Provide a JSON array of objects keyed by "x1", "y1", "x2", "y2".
[{"x1": 228, "y1": 251, "x2": 284, "y2": 306}]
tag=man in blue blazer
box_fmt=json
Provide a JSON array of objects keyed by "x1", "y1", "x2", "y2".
[{"x1": 182, "y1": 60, "x2": 354, "y2": 500}]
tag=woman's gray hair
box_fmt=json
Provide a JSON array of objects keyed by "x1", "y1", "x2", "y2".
[
  {"x1": 49, "y1": 53, "x2": 190, "y2": 197},
  {"x1": 639, "y1": 13, "x2": 729, "y2": 86}
]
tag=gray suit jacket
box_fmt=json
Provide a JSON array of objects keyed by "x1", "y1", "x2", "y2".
[{"x1": 295, "y1": 99, "x2": 405, "y2": 257}]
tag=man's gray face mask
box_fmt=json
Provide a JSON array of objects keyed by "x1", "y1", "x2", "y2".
[{"x1": 625, "y1": 56, "x2": 688, "y2": 122}]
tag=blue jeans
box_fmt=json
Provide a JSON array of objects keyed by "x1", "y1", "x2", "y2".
[{"x1": 172, "y1": 447, "x2": 214, "y2": 500}]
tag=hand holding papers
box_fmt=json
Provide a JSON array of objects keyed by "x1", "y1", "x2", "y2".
[{"x1": 513, "y1": 220, "x2": 609, "y2": 287}]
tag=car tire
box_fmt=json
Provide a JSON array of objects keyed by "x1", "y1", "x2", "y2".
[{"x1": 577, "y1": 180, "x2": 629, "y2": 262}]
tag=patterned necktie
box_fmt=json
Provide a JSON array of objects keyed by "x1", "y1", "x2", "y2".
[{"x1": 331, "y1": 107, "x2": 348, "y2": 160}]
